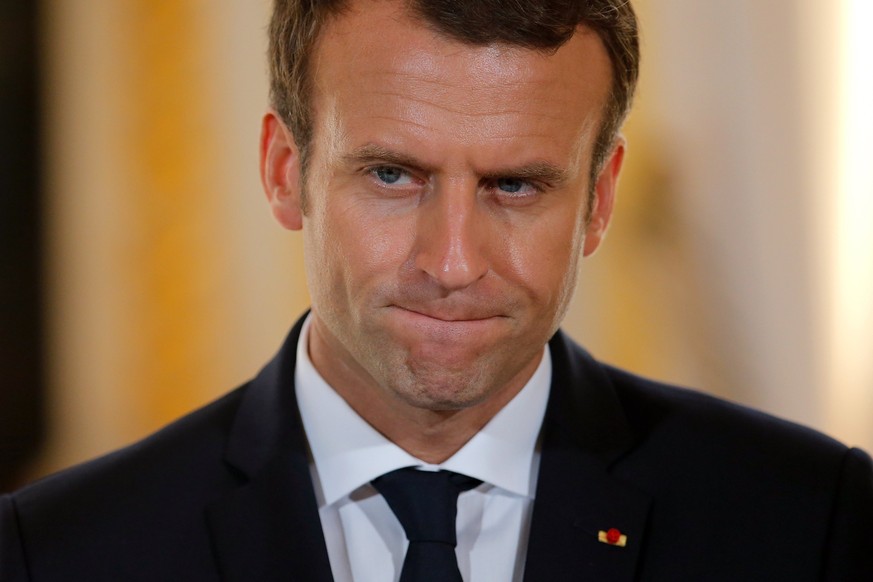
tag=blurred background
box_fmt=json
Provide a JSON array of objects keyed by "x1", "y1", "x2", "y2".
[{"x1": 2, "y1": 0, "x2": 871, "y2": 490}]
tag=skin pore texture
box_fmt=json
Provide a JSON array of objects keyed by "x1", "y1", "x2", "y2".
[{"x1": 260, "y1": 0, "x2": 624, "y2": 463}]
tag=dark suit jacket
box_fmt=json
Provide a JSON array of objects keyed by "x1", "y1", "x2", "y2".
[{"x1": 2, "y1": 316, "x2": 872, "y2": 581}]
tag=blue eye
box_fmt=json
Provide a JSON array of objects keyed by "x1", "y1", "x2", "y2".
[
  {"x1": 374, "y1": 166, "x2": 407, "y2": 185},
  {"x1": 496, "y1": 178, "x2": 527, "y2": 194}
]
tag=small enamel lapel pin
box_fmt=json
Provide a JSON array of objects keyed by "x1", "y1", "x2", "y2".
[{"x1": 598, "y1": 527, "x2": 627, "y2": 547}]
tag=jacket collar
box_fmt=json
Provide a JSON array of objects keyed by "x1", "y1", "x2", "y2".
[
  {"x1": 523, "y1": 331, "x2": 651, "y2": 581},
  {"x1": 206, "y1": 315, "x2": 334, "y2": 581}
]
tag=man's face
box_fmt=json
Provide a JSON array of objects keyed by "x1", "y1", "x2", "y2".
[{"x1": 262, "y1": 0, "x2": 622, "y2": 417}]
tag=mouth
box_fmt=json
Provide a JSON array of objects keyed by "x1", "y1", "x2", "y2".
[
  {"x1": 391, "y1": 305, "x2": 503, "y2": 323},
  {"x1": 383, "y1": 304, "x2": 512, "y2": 349}
]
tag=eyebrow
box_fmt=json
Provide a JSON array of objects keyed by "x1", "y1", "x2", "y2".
[
  {"x1": 343, "y1": 144, "x2": 430, "y2": 172},
  {"x1": 482, "y1": 161, "x2": 570, "y2": 188},
  {"x1": 343, "y1": 143, "x2": 571, "y2": 187}
]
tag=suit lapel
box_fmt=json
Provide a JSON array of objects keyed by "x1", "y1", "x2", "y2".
[
  {"x1": 524, "y1": 333, "x2": 652, "y2": 581},
  {"x1": 206, "y1": 453, "x2": 333, "y2": 582},
  {"x1": 206, "y1": 317, "x2": 334, "y2": 582}
]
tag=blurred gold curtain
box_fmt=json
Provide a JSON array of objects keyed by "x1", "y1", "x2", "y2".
[
  {"x1": 38, "y1": 0, "x2": 302, "y2": 480},
  {"x1": 118, "y1": 0, "x2": 224, "y2": 432}
]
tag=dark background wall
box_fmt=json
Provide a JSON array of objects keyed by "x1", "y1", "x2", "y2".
[{"x1": 0, "y1": 0, "x2": 46, "y2": 492}]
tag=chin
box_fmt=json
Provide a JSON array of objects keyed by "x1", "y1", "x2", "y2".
[
  {"x1": 405, "y1": 377, "x2": 496, "y2": 411},
  {"x1": 397, "y1": 389, "x2": 488, "y2": 413}
]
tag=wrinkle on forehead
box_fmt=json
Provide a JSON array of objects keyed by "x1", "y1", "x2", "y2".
[
  {"x1": 313, "y1": 1, "x2": 608, "y2": 100},
  {"x1": 310, "y1": 0, "x2": 610, "y2": 178}
]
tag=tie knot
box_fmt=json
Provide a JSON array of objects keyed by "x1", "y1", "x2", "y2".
[{"x1": 372, "y1": 468, "x2": 481, "y2": 544}]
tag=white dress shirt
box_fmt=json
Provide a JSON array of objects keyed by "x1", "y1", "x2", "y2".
[{"x1": 295, "y1": 315, "x2": 552, "y2": 582}]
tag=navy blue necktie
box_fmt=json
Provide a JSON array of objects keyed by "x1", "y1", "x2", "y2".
[{"x1": 372, "y1": 468, "x2": 482, "y2": 582}]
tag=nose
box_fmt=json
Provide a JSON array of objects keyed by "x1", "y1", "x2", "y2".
[{"x1": 413, "y1": 183, "x2": 488, "y2": 291}]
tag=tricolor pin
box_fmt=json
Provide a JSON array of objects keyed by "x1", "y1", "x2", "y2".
[{"x1": 598, "y1": 528, "x2": 627, "y2": 547}]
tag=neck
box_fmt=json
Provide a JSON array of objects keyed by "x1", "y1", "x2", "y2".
[
  {"x1": 339, "y1": 383, "x2": 525, "y2": 464},
  {"x1": 306, "y1": 317, "x2": 540, "y2": 464}
]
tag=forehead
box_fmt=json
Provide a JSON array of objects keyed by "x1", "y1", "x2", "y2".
[{"x1": 309, "y1": 0, "x2": 611, "y2": 165}]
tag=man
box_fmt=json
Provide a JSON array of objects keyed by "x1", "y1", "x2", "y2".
[{"x1": 2, "y1": 0, "x2": 872, "y2": 580}]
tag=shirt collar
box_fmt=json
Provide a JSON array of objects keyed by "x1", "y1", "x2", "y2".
[{"x1": 295, "y1": 314, "x2": 551, "y2": 506}]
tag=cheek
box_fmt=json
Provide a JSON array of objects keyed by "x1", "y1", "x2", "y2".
[
  {"x1": 314, "y1": 197, "x2": 413, "y2": 289},
  {"x1": 499, "y1": 209, "x2": 585, "y2": 304}
]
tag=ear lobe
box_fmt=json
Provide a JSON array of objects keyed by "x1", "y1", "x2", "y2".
[
  {"x1": 260, "y1": 110, "x2": 304, "y2": 231},
  {"x1": 582, "y1": 138, "x2": 625, "y2": 257}
]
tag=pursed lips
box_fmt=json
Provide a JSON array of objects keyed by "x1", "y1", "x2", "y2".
[{"x1": 389, "y1": 304, "x2": 505, "y2": 323}]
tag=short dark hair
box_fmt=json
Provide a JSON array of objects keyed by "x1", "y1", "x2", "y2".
[{"x1": 269, "y1": 0, "x2": 639, "y2": 203}]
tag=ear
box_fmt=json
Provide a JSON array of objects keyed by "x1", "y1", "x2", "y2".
[
  {"x1": 260, "y1": 110, "x2": 303, "y2": 231},
  {"x1": 582, "y1": 137, "x2": 625, "y2": 257}
]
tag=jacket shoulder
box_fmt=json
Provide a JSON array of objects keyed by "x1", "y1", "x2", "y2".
[
  {"x1": 17, "y1": 383, "x2": 249, "y2": 501},
  {"x1": 604, "y1": 364, "x2": 873, "y2": 572},
  {"x1": 582, "y1": 359, "x2": 873, "y2": 576},
  {"x1": 603, "y1": 363, "x2": 849, "y2": 461},
  {"x1": 3, "y1": 383, "x2": 251, "y2": 580}
]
